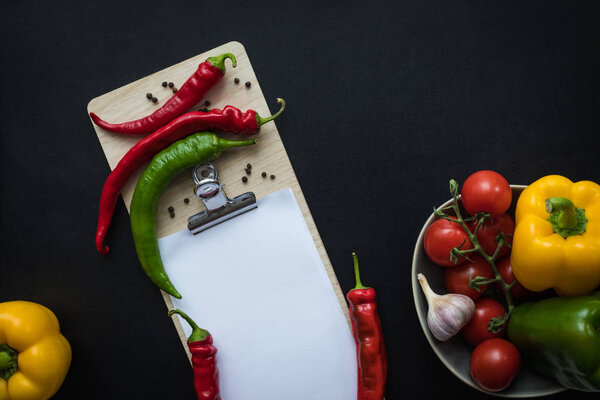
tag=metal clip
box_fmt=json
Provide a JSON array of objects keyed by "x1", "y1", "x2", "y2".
[{"x1": 187, "y1": 163, "x2": 257, "y2": 234}]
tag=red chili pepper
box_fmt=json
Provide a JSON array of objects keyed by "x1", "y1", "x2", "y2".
[
  {"x1": 95, "y1": 100, "x2": 285, "y2": 254},
  {"x1": 168, "y1": 309, "x2": 220, "y2": 400},
  {"x1": 89, "y1": 53, "x2": 236, "y2": 135},
  {"x1": 346, "y1": 253, "x2": 387, "y2": 400}
]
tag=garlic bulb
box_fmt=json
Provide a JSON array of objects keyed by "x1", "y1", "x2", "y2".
[{"x1": 417, "y1": 273, "x2": 475, "y2": 341}]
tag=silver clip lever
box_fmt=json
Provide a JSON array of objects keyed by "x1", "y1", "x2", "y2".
[{"x1": 187, "y1": 163, "x2": 257, "y2": 234}]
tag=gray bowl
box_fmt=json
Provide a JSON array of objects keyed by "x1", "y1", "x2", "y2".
[{"x1": 411, "y1": 185, "x2": 566, "y2": 397}]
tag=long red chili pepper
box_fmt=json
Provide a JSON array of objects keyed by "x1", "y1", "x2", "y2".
[
  {"x1": 95, "y1": 100, "x2": 285, "y2": 254},
  {"x1": 168, "y1": 309, "x2": 220, "y2": 400},
  {"x1": 89, "y1": 53, "x2": 236, "y2": 135},
  {"x1": 346, "y1": 253, "x2": 387, "y2": 400}
]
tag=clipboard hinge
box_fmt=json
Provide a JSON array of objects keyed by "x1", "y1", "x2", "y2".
[{"x1": 187, "y1": 163, "x2": 257, "y2": 234}]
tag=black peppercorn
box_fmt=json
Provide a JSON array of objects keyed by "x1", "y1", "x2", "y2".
[
  {"x1": 146, "y1": 92, "x2": 153, "y2": 99},
  {"x1": 261, "y1": 172, "x2": 267, "y2": 178},
  {"x1": 168, "y1": 206, "x2": 174, "y2": 213},
  {"x1": 184, "y1": 198, "x2": 189, "y2": 204},
  {"x1": 245, "y1": 168, "x2": 251, "y2": 175},
  {"x1": 152, "y1": 97, "x2": 158, "y2": 103},
  {"x1": 234, "y1": 78, "x2": 240, "y2": 84},
  {"x1": 162, "y1": 81, "x2": 168, "y2": 87},
  {"x1": 205, "y1": 100, "x2": 211, "y2": 107},
  {"x1": 242, "y1": 176, "x2": 248, "y2": 183},
  {"x1": 168, "y1": 82, "x2": 174, "y2": 88},
  {"x1": 172, "y1": 88, "x2": 178, "y2": 93},
  {"x1": 270, "y1": 174, "x2": 275, "y2": 180},
  {"x1": 169, "y1": 212, "x2": 175, "y2": 219},
  {"x1": 202, "y1": 107, "x2": 209, "y2": 112},
  {"x1": 245, "y1": 81, "x2": 251, "y2": 88},
  {"x1": 246, "y1": 163, "x2": 252, "y2": 169}
]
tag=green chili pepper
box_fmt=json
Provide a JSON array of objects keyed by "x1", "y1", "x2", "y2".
[
  {"x1": 507, "y1": 292, "x2": 600, "y2": 392},
  {"x1": 130, "y1": 131, "x2": 257, "y2": 298}
]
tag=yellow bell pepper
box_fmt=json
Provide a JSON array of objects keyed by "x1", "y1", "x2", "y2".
[
  {"x1": 0, "y1": 301, "x2": 71, "y2": 400},
  {"x1": 512, "y1": 175, "x2": 600, "y2": 296}
]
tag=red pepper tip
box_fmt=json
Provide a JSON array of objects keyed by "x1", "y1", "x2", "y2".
[{"x1": 96, "y1": 240, "x2": 110, "y2": 255}]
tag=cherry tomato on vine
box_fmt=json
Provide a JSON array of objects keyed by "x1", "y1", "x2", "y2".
[
  {"x1": 444, "y1": 254, "x2": 494, "y2": 300},
  {"x1": 470, "y1": 338, "x2": 521, "y2": 392},
  {"x1": 460, "y1": 297, "x2": 506, "y2": 346},
  {"x1": 495, "y1": 256, "x2": 532, "y2": 301},
  {"x1": 461, "y1": 170, "x2": 512, "y2": 218},
  {"x1": 469, "y1": 214, "x2": 514, "y2": 258},
  {"x1": 424, "y1": 218, "x2": 473, "y2": 267}
]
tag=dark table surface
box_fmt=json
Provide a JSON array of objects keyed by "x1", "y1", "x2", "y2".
[{"x1": 1, "y1": 0, "x2": 599, "y2": 399}]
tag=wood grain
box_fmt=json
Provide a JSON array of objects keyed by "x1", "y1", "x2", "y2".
[{"x1": 87, "y1": 41, "x2": 350, "y2": 362}]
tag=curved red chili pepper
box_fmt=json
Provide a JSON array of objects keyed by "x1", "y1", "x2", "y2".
[
  {"x1": 168, "y1": 309, "x2": 221, "y2": 400},
  {"x1": 346, "y1": 253, "x2": 387, "y2": 400},
  {"x1": 89, "y1": 53, "x2": 236, "y2": 135},
  {"x1": 95, "y1": 100, "x2": 285, "y2": 254}
]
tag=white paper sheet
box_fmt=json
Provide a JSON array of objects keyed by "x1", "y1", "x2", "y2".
[{"x1": 160, "y1": 188, "x2": 357, "y2": 400}]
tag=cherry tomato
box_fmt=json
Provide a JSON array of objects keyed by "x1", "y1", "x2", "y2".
[
  {"x1": 424, "y1": 218, "x2": 473, "y2": 267},
  {"x1": 470, "y1": 338, "x2": 521, "y2": 392},
  {"x1": 461, "y1": 170, "x2": 512, "y2": 218},
  {"x1": 444, "y1": 254, "x2": 494, "y2": 300},
  {"x1": 495, "y1": 256, "x2": 532, "y2": 301},
  {"x1": 469, "y1": 214, "x2": 514, "y2": 258},
  {"x1": 461, "y1": 297, "x2": 506, "y2": 346}
]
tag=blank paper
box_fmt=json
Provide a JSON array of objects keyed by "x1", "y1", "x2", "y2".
[{"x1": 159, "y1": 188, "x2": 357, "y2": 400}]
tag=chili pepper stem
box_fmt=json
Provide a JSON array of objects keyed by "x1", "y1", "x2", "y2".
[
  {"x1": 218, "y1": 138, "x2": 258, "y2": 149},
  {"x1": 256, "y1": 98, "x2": 286, "y2": 127},
  {"x1": 206, "y1": 53, "x2": 237, "y2": 72},
  {"x1": 352, "y1": 252, "x2": 369, "y2": 290},
  {"x1": 0, "y1": 345, "x2": 17, "y2": 380},
  {"x1": 435, "y1": 179, "x2": 515, "y2": 331},
  {"x1": 168, "y1": 309, "x2": 209, "y2": 342}
]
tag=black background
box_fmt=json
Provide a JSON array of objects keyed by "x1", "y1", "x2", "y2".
[{"x1": 1, "y1": 0, "x2": 599, "y2": 399}]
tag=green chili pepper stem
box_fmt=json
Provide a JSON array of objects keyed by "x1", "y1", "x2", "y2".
[
  {"x1": 206, "y1": 53, "x2": 237, "y2": 73},
  {"x1": 351, "y1": 252, "x2": 369, "y2": 291},
  {"x1": 0, "y1": 344, "x2": 17, "y2": 380},
  {"x1": 256, "y1": 98, "x2": 286, "y2": 127},
  {"x1": 218, "y1": 137, "x2": 258, "y2": 149},
  {"x1": 168, "y1": 309, "x2": 209, "y2": 343},
  {"x1": 546, "y1": 197, "x2": 577, "y2": 230}
]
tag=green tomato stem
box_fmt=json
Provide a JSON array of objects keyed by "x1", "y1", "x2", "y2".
[{"x1": 442, "y1": 179, "x2": 515, "y2": 329}]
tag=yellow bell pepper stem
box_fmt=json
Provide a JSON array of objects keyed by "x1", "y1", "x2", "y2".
[
  {"x1": 546, "y1": 197, "x2": 577, "y2": 229},
  {"x1": 0, "y1": 346, "x2": 17, "y2": 380},
  {"x1": 545, "y1": 196, "x2": 587, "y2": 238}
]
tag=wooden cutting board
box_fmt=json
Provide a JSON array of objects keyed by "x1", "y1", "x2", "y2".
[{"x1": 87, "y1": 41, "x2": 349, "y2": 359}]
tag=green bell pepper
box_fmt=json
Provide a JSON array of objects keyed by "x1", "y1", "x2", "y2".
[{"x1": 507, "y1": 292, "x2": 600, "y2": 392}]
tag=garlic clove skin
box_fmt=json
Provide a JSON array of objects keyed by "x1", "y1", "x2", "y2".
[{"x1": 418, "y1": 273, "x2": 475, "y2": 341}]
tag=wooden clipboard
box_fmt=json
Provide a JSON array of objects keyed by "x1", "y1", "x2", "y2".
[{"x1": 87, "y1": 41, "x2": 349, "y2": 360}]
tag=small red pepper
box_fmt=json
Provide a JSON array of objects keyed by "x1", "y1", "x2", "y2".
[
  {"x1": 89, "y1": 53, "x2": 236, "y2": 135},
  {"x1": 346, "y1": 253, "x2": 387, "y2": 400},
  {"x1": 168, "y1": 309, "x2": 221, "y2": 400},
  {"x1": 95, "y1": 100, "x2": 285, "y2": 254}
]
